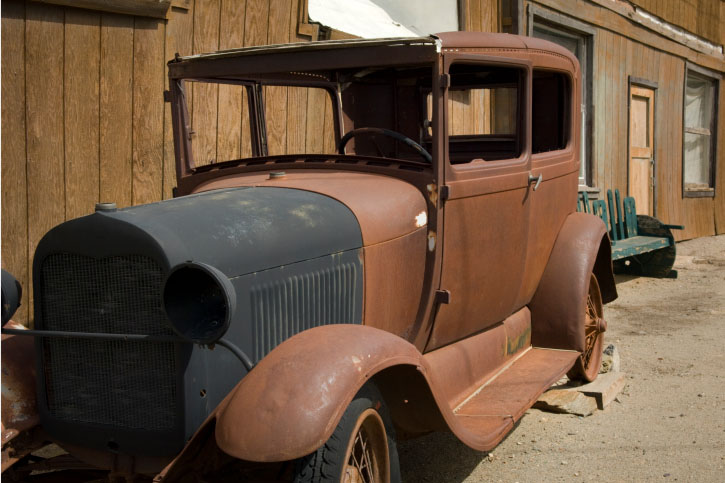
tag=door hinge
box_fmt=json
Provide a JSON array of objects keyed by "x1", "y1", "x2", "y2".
[
  {"x1": 439, "y1": 73, "x2": 450, "y2": 89},
  {"x1": 163, "y1": 90, "x2": 172, "y2": 102},
  {"x1": 440, "y1": 185, "x2": 450, "y2": 203},
  {"x1": 435, "y1": 289, "x2": 451, "y2": 305}
]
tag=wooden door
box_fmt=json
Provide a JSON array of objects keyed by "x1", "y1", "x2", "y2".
[{"x1": 629, "y1": 86, "x2": 655, "y2": 215}]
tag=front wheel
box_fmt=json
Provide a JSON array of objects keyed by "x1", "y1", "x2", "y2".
[
  {"x1": 567, "y1": 273, "x2": 607, "y2": 382},
  {"x1": 294, "y1": 383, "x2": 400, "y2": 483}
]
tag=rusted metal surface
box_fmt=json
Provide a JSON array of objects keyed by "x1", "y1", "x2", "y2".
[
  {"x1": 528, "y1": 212, "x2": 617, "y2": 352},
  {"x1": 567, "y1": 274, "x2": 606, "y2": 382},
  {"x1": 10, "y1": 31, "x2": 619, "y2": 480},
  {"x1": 213, "y1": 324, "x2": 425, "y2": 462},
  {"x1": 361, "y1": 227, "x2": 427, "y2": 339},
  {"x1": 193, "y1": 170, "x2": 428, "y2": 247},
  {"x1": 1, "y1": 321, "x2": 41, "y2": 472},
  {"x1": 452, "y1": 348, "x2": 580, "y2": 450},
  {"x1": 160, "y1": 320, "x2": 571, "y2": 473},
  {"x1": 424, "y1": 308, "x2": 530, "y2": 409}
]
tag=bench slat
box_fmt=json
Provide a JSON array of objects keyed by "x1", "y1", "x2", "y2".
[
  {"x1": 610, "y1": 235, "x2": 672, "y2": 260},
  {"x1": 607, "y1": 190, "x2": 618, "y2": 242},
  {"x1": 623, "y1": 197, "x2": 638, "y2": 237},
  {"x1": 615, "y1": 189, "x2": 625, "y2": 242}
]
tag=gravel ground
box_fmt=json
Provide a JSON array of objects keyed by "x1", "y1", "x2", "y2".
[{"x1": 399, "y1": 235, "x2": 725, "y2": 483}]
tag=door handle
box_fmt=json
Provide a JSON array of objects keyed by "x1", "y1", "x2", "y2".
[{"x1": 528, "y1": 173, "x2": 543, "y2": 191}]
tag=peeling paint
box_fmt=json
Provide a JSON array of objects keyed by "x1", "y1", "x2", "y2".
[
  {"x1": 415, "y1": 211, "x2": 428, "y2": 228},
  {"x1": 427, "y1": 231, "x2": 436, "y2": 251}
]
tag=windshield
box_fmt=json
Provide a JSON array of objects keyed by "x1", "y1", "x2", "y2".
[{"x1": 176, "y1": 64, "x2": 435, "y2": 169}]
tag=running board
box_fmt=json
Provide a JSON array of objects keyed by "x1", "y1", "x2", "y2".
[{"x1": 450, "y1": 347, "x2": 579, "y2": 451}]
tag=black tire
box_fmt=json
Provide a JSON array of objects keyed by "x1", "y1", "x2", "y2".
[{"x1": 294, "y1": 382, "x2": 401, "y2": 483}]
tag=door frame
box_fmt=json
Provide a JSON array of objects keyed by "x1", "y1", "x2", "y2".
[{"x1": 627, "y1": 76, "x2": 658, "y2": 217}]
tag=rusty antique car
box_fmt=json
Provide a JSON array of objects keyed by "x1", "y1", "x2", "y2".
[{"x1": 2, "y1": 32, "x2": 616, "y2": 482}]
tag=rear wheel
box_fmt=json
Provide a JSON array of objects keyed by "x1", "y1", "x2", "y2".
[
  {"x1": 294, "y1": 383, "x2": 400, "y2": 483},
  {"x1": 567, "y1": 274, "x2": 607, "y2": 382}
]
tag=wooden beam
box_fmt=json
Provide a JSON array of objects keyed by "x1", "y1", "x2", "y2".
[
  {"x1": 32, "y1": 0, "x2": 172, "y2": 19},
  {"x1": 2, "y1": 0, "x2": 29, "y2": 324},
  {"x1": 533, "y1": 0, "x2": 724, "y2": 72}
]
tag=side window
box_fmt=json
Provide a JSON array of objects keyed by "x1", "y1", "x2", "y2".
[
  {"x1": 532, "y1": 70, "x2": 571, "y2": 154},
  {"x1": 445, "y1": 64, "x2": 524, "y2": 164},
  {"x1": 530, "y1": 16, "x2": 594, "y2": 186}
]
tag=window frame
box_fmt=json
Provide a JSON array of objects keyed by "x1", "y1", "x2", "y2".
[
  {"x1": 444, "y1": 61, "x2": 527, "y2": 169},
  {"x1": 531, "y1": 68, "x2": 573, "y2": 156},
  {"x1": 527, "y1": 5, "x2": 595, "y2": 190},
  {"x1": 681, "y1": 63, "x2": 720, "y2": 198}
]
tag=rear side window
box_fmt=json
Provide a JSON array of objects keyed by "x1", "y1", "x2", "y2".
[
  {"x1": 532, "y1": 70, "x2": 571, "y2": 154},
  {"x1": 445, "y1": 64, "x2": 524, "y2": 164}
]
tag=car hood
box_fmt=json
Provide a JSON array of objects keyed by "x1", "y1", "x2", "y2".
[{"x1": 194, "y1": 171, "x2": 429, "y2": 247}]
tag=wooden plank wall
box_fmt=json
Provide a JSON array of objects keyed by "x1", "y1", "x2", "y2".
[
  {"x1": 593, "y1": 19, "x2": 723, "y2": 241},
  {"x1": 529, "y1": 0, "x2": 724, "y2": 242},
  {"x1": 1, "y1": 0, "x2": 321, "y2": 325},
  {"x1": 463, "y1": 0, "x2": 498, "y2": 32},
  {"x1": 2, "y1": 0, "x2": 500, "y2": 326},
  {"x1": 714, "y1": 77, "x2": 725, "y2": 234},
  {"x1": 630, "y1": 0, "x2": 722, "y2": 45},
  {"x1": 593, "y1": 26, "x2": 721, "y2": 241},
  {"x1": 4, "y1": 0, "x2": 721, "y2": 326}
]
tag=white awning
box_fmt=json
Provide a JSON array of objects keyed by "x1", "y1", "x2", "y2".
[{"x1": 309, "y1": 0, "x2": 459, "y2": 39}]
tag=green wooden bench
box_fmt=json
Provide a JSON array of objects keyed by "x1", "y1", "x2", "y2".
[{"x1": 577, "y1": 189, "x2": 684, "y2": 278}]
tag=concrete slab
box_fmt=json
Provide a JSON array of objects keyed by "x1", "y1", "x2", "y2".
[
  {"x1": 533, "y1": 389, "x2": 598, "y2": 417},
  {"x1": 576, "y1": 371, "x2": 627, "y2": 409}
]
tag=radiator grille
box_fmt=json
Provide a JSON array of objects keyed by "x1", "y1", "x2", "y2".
[
  {"x1": 40, "y1": 254, "x2": 177, "y2": 431},
  {"x1": 251, "y1": 262, "x2": 359, "y2": 361}
]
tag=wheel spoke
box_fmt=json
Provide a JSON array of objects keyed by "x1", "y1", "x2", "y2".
[
  {"x1": 347, "y1": 425, "x2": 376, "y2": 483},
  {"x1": 569, "y1": 274, "x2": 605, "y2": 382}
]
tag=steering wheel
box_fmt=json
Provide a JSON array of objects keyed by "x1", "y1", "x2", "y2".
[{"x1": 338, "y1": 127, "x2": 432, "y2": 163}]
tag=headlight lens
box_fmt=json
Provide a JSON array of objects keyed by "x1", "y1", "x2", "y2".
[{"x1": 162, "y1": 262, "x2": 235, "y2": 344}]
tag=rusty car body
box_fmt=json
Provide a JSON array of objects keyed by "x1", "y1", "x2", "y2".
[{"x1": 2, "y1": 32, "x2": 616, "y2": 482}]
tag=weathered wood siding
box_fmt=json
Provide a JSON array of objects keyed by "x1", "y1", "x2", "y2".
[
  {"x1": 2, "y1": 0, "x2": 503, "y2": 326},
  {"x1": 0, "y1": 0, "x2": 314, "y2": 325},
  {"x1": 463, "y1": 0, "x2": 498, "y2": 32},
  {"x1": 3, "y1": 0, "x2": 722, "y2": 324},
  {"x1": 529, "y1": 0, "x2": 724, "y2": 242},
  {"x1": 630, "y1": 0, "x2": 722, "y2": 45}
]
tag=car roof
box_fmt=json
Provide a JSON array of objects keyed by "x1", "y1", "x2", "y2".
[{"x1": 169, "y1": 32, "x2": 578, "y2": 78}]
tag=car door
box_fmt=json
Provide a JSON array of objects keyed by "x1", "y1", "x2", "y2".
[
  {"x1": 519, "y1": 66, "x2": 581, "y2": 306},
  {"x1": 426, "y1": 57, "x2": 532, "y2": 351}
]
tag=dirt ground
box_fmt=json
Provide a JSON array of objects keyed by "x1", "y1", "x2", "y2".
[{"x1": 399, "y1": 235, "x2": 725, "y2": 483}]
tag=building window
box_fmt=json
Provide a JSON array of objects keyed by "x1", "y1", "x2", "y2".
[{"x1": 683, "y1": 67, "x2": 718, "y2": 196}]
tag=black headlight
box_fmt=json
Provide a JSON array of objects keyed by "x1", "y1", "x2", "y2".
[{"x1": 162, "y1": 262, "x2": 235, "y2": 344}]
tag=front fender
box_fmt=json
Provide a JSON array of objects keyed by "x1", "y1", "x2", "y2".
[
  {"x1": 529, "y1": 212, "x2": 617, "y2": 351},
  {"x1": 214, "y1": 324, "x2": 424, "y2": 462}
]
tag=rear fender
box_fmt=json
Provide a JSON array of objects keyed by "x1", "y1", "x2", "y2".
[
  {"x1": 213, "y1": 324, "x2": 428, "y2": 462},
  {"x1": 528, "y1": 212, "x2": 617, "y2": 351}
]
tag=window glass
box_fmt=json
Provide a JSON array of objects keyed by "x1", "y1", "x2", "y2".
[
  {"x1": 265, "y1": 86, "x2": 337, "y2": 156},
  {"x1": 445, "y1": 64, "x2": 523, "y2": 164},
  {"x1": 683, "y1": 70, "x2": 717, "y2": 192},
  {"x1": 532, "y1": 70, "x2": 570, "y2": 153},
  {"x1": 187, "y1": 81, "x2": 254, "y2": 167},
  {"x1": 533, "y1": 22, "x2": 591, "y2": 185},
  {"x1": 185, "y1": 80, "x2": 336, "y2": 166}
]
